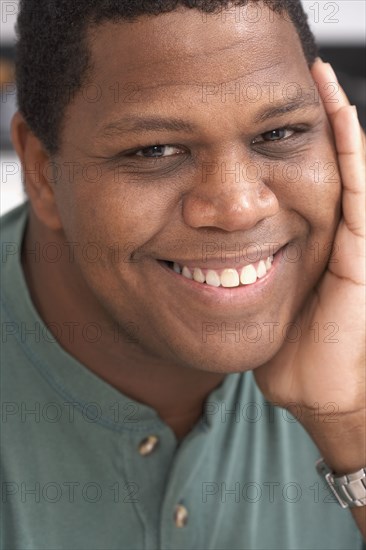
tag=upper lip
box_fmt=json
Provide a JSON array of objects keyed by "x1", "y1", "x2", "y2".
[{"x1": 159, "y1": 244, "x2": 285, "y2": 270}]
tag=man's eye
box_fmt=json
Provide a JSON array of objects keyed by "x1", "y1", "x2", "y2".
[
  {"x1": 135, "y1": 145, "x2": 185, "y2": 158},
  {"x1": 252, "y1": 128, "x2": 295, "y2": 144}
]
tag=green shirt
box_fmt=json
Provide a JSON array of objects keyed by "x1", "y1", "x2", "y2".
[{"x1": 1, "y1": 203, "x2": 364, "y2": 550}]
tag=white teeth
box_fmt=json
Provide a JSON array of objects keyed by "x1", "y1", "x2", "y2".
[
  {"x1": 172, "y1": 254, "x2": 274, "y2": 287},
  {"x1": 182, "y1": 266, "x2": 192, "y2": 279},
  {"x1": 193, "y1": 267, "x2": 205, "y2": 283},
  {"x1": 205, "y1": 270, "x2": 221, "y2": 287},
  {"x1": 220, "y1": 268, "x2": 240, "y2": 288},
  {"x1": 256, "y1": 260, "x2": 267, "y2": 279},
  {"x1": 240, "y1": 264, "x2": 257, "y2": 285}
]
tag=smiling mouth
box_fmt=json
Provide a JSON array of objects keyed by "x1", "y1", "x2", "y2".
[{"x1": 160, "y1": 254, "x2": 274, "y2": 288}]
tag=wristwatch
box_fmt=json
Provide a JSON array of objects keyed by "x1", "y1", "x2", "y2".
[{"x1": 316, "y1": 458, "x2": 366, "y2": 508}]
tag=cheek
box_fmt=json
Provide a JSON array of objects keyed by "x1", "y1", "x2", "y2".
[
  {"x1": 275, "y1": 152, "x2": 341, "y2": 233},
  {"x1": 54, "y1": 174, "x2": 175, "y2": 250}
]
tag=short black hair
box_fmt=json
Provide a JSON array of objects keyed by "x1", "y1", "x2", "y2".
[{"x1": 14, "y1": 0, "x2": 317, "y2": 156}]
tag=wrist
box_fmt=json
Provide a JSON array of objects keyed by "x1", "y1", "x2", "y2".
[{"x1": 301, "y1": 408, "x2": 366, "y2": 474}]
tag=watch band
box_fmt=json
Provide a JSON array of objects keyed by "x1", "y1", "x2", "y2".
[{"x1": 316, "y1": 458, "x2": 366, "y2": 509}]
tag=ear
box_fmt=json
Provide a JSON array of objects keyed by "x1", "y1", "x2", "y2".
[{"x1": 10, "y1": 111, "x2": 62, "y2": 231}]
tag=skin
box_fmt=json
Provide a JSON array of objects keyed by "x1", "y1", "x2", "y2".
[{"x1": 11, "y1": 4, "x2": 365, "y2": 536}]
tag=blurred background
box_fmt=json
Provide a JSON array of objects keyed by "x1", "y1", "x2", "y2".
[{"x1": 1, "y1": 0, "x2": 365, "y2": 215}]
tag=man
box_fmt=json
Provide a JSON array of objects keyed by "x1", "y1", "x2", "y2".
[{"x1": 1, "y1": 0, "x2": 365, "y2": 548}]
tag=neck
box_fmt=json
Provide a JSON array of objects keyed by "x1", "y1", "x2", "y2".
[{"x1": 21, "y1": 212, "x2": 226, "y2": 440}]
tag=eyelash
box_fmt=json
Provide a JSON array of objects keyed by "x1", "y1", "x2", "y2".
[
  {"x1": 122, "y1": 125, "x2": 307, "y2": 160},
  {"x1": 252, "y1": 127, "x2": 295, "y2": 144}
]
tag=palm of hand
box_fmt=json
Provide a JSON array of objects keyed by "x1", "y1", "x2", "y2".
[{"x1": 254, "y1": 60, "x2": 366, "y2": 421}]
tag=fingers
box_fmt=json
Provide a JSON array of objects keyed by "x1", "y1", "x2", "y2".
[
  {"x1": 311, "y1": 58, "x2": 365, "y2": 239},
  {"x1": 334, "y1": 105, "x2": 365, "y2": 238},
  {"x1": 311, "y1": 58, "x2": 350, "y2": 116}
]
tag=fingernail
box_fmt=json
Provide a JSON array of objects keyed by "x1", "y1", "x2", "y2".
[
  {"x1": 326, "y1": 63, "x2": 338, "y2": 83},
  {"x1": 348, "y1": 106, "x2": 362, "y2": 148},
  {"x1": 350, "y1": 105, "x2": 358, "y2": 121}
]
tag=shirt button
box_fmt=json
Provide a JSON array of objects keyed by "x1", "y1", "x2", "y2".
[
  {"x1": 174, "y1": 504, "x2": 188, "y2": 527},
  {"x1": 138, "y1": 435, "x2": 159, "y2": 456}
]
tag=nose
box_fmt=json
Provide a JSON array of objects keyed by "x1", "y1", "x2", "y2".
[{"x1": 182, "y1": 154, "x2": 279, "y2": 232}]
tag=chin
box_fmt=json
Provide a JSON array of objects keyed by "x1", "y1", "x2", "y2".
[{"x1": 165, "y1": 335, "x2": 286, "y2": 374}]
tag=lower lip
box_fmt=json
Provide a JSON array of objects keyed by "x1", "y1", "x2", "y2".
[{"x1": 157, "y1": 247, "x2": 286, "y2": 307}]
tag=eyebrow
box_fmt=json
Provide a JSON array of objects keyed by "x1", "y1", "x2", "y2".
[
  {"x1": 98, "y1": 94, "x2": 319, "y2": 138},
  {"x1": 254, "y1": 92, "x2": 318, "y2": 123},
  {"x1": 101, "y1": 116, "x2": 198, "y2": 136}
]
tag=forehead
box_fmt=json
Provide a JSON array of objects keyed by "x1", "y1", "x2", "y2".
[
  {"x1": 86, "y1": 5, "x2": 305, "y2": 87},
  {"x1": 68, "y1": 6, "x2": 312, "y2": 140}
]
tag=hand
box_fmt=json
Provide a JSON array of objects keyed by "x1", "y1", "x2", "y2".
[{"x1": 254, "y1": 59, "x2": 365, "y2": 469}]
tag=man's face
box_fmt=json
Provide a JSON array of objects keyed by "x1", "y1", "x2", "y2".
[{"x1": 51, "y1": 4, "x2": 340, "y2": 373}]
